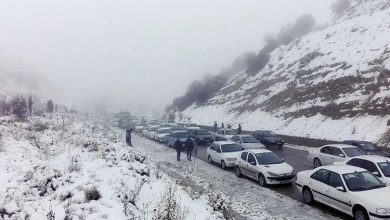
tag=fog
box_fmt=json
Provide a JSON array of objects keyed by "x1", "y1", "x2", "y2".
[{"x1": 0, "y1": 0, "x2": 333, "y2": 114}]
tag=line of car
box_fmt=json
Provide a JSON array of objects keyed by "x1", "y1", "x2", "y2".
[{"x1": 136, "y1": 121, "x2": 390, "y2": 220}]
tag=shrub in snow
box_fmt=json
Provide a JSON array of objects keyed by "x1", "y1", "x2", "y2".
[
  {"x1": 29, "y1": 118, "x2": 49, "y2": 131},
  {"x1": 154, "y1": 184, "x2": 186, "y2": 220},
  {"x1": 0, "y1": 133, "x2": 5, "y2": 152},
  {"x1": 209, "y1": 194, "x2": 234, "y2": 220},
  {"x1": 68, "y1": 156, "x2": 81, "y2": 172},
  {"x1": 84, "y1": 187, "x2": 101, "y2": 201}
]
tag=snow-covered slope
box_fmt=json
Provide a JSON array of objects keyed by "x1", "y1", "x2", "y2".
[
  {"x1": 0, "y1": 114, "x2": 221, "y2": 219},
  {"x1": 179, "y1": 0, "x2": 390, "y2": 144}
]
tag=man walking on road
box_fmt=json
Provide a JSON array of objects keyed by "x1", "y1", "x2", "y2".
[
  {"x1": 174, "y1": 139, "x2": 182, "y2": 161},
  {"x1": 214, "y1": 121, "x2": 218, "y2": 133},
  {"x1": 185, "y1": 136, "x2": 194, "y2": 161},
  {"x1": 237, "y1": 124, "x2": 242, "y2": 135},
  {"x1": 126, "y1": 129, "x2": 133, "y2": 147}
]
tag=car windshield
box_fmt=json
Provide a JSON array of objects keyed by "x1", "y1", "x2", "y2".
[
  {"x1": 241, "y1": 136, "x2": 257, "y2": 143},
  {"x1": 360, "y1": 142, "x2": 377, "y2": 151},
  {"x1": 256, "y1": 152, "x2": 283, "y2": 165},
  {"x1": 197, "y1": 130, "x2": 210, "y2": 135},
  {"x1": 342, "y1": 171, "x2": 386, "y2": 192},
  {"x1": 221, "y1": 144, "x2": 242, "y2": 153},
  {"x1": 262, "y1": 131, "x2": 276, "y2": 137},
  {"x1": 159, "y1": 129, "x2": 171, "y2": 134},
  {"x1": 378, "y1": 162, "x2": 390, "y2": 177},
  {"x1": 224, "y1": 130, "x2": 236, "y2": 135},
  {"x1": 175, "y1": 132, "x2": 188, "y2": 138},
  {"x1": 342, "y1": 147, "x2": 365, "y2": 157},
  {"x1": 150, "y1": 127, "x2": 158, "y2": 132}
]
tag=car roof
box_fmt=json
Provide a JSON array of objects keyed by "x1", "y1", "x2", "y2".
[
  {"x1": 245, "y1": 149, "x2": 272, "y2": 154},
  {"x1": 322, "y1": 144, "x2": 357, "y2": 148},
  {"x1": 319, "y1": 165, "x2": 366, "y2": 174},
  {"x1": 158, "y1": 127, "x2": 171, "y2": 130},
  {"x1": 235, "y1": 134, "x2": 252, "y2": 137},
  {"x1": 342, "y1": 140, "x2": 374, "y2": 144},
  {"x1": 352, "y1": 155, "x2": 390, "y2": 163},
  {"x1": 213, "y1": 141, "x2": 237, "y2": 145}
]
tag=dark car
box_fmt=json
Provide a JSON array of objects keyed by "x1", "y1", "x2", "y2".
[
  {"x1": 341, "y1": 140, "x2": 390, "y2": 157},
  {"x1": 189, "y1": 129, "x2": 213, "y2": 144},
  {"x1": 252, "y1": 130, "x2": 284, "y2": 148}
]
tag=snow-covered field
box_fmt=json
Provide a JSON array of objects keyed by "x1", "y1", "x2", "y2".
[{"x1": 0, "y1": 114, "x2": 222, "y2": 220}]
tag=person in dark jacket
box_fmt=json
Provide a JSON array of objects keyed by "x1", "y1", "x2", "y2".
[
  {"x1": 126, "y1": 129, "x2": 133, "y2": 147},
  {"x1": 174, "y1": 139, "x2": 182, "y2": 161},
  {"x1": 185, "y1": 136, "x2": 195, "y2": 161},
  {"x1": 221, "y1": 123, "x2": 225, "y2": 128},
  {"x1": 237, "y1": 124, "x2": 242, "y2": 135},
  {"x1": 214, "y1": 121, "x2": 218, "y2": 133}
]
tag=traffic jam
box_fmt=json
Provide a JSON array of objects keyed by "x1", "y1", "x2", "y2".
[{"x1": 134, "y1": 120, "x2": 390, "y2": 220}]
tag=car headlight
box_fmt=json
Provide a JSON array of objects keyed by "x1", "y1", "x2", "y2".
[
  {"x1": 226, "y1": 158, "x2": 236, "y2": 161},
  {"x1": 267, "y1": 171, "x2": 278, "y2": 176},
  {"x1": 376, "y1": 208, "x2": 390, "y2": 215}
]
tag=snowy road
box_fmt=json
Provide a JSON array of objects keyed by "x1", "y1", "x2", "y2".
[{"x1": 130, "y1": 134, "x2": 350, "y2": 220}]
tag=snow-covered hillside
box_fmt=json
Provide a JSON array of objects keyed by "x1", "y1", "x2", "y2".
[
  {"x1": 0, "y1": 114, "x2": 222, "y2": 219},
  {"x1": 179, "y1": 0, "x2": 390, "y2": 145}
]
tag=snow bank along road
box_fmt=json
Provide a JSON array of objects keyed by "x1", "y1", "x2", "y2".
[{"x1": 131, "y1": 133, "x2": 350, "y2": 220}]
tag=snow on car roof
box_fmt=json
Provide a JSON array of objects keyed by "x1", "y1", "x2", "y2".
[
  {"x1": 214, "y1": 141, "x2": 237, "y2": 145},
  {"x1": 246, "y1": 149, "x2": 271, "y2": 154},
  {"x1": 322, "y1": 144, "x2": 359, "y2": 148},
  {"x1": 319, "y1": 165, "x2": 366, "y2": 174}
]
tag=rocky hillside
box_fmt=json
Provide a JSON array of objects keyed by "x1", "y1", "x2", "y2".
[{"x1": 179, "y1": 0, "x2": 390, "y2": 145}]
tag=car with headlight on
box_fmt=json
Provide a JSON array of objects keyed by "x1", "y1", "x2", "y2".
[
  {"x1": 337, "y1": 155, "x2": 390, "y2": 185},
  {"x1": 207, "y1": 141, "x2": 244, "y2": 169},
  {"x1": 235, "y1": 149, "x2": 295, "y2": 186},
  {"x1": 155, "y1": 127, "x2": 171, "y2": 143},
  {"x1": 231, "y1": 135, "x2": 266, "y2": 149},
  {"x1": 296, "y1": 165, "x2": 390, "y2": 220},
  {"x1": 308, "y1": 144, "x2": 365, "y2": 168}
]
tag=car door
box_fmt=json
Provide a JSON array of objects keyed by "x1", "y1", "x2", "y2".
[
  {"x1": 319, "y1": 146, "x2": 334, "y2": 165},
  {"x1": 238, "y1": 152, "x2": 249, "y2": 176},
  {"x1": 208, "y1": 144, "x2": 215, "y2": 159},
  {"x1": 360, "y1": 160, "x2": 383, "y2": 179},
  {"x1": 331, "y1": 147, "x2": 346, "y2": 164},
  {"x1": 310, "y1": 169, "x2": 331, "y2": 205},
  {"x1": 326, "y1": 172, "x2": 350, "y2": 213},
  {"x1": 246, "y1": 153, "x2": 258, "y2": 179},
  {"x1": 214, "y1": 144, "x2": 223, "y2": 163}
]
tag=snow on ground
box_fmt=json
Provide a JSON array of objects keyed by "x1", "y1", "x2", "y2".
[
  {"x1": 0, "y1": 114, "x2": 221, "y2": 220},
  {"x1": 131, "y1": 134, "x2": 341, "y2": 220}
]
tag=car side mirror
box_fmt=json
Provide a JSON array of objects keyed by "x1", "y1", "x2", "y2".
[
  {"x1": 372, "y1": 171, "x2": 380, "y2": 177},
  {"x1": 339, "y1": 154, "x2": 345, "y2": 158},
  {"x1": 336, "y1": 186, "x2": 346, "y2": 192},
  {"x1": 238, "y1": 140, "x2": 242, "y2": 143},
  {"x1": 250, "y1": 161, "x2": 256, "y2": 166}
]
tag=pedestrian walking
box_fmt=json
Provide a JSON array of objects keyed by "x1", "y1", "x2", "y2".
[
  {"x1": 174, "y1": 139, "x2": 182, "y2": 161},
  {"x1": 221, "y1": 123, "x2": 225, "y2": 128},
  {"x1": 185, "y1": 136, "x2": 194, "y2": 161},
  {"x1": 227, "y1": 123, "x2": 232, "y2": 129},
  {"x1": 237, "y1": 124, "x2": 242, "y2": 135},
  {"x1": 214, "y1": 121, "x2": 218, "y2": 133},
  {"x1": 126, "y1": 129, "x2": 133, "y2": 147}
]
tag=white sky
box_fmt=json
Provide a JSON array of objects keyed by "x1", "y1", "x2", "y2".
[{"x1": 0, "y1": 0, "x2": 333, "y2": 113}]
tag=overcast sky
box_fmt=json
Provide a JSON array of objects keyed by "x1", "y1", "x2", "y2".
[{"x1": 0, "y1": 0, "x2": 333, "y2": 113}]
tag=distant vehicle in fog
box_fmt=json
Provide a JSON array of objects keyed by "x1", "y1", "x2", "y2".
[
  {"x1": 167, "y1": 130, "x2": 188, "y2": 149},
  {"x1": 308, "y1": 144, "x2": 365, "y2": 168},
  {"x1": 144, "y1": 126, "x2": 159, "y2": 139},
  {"x1": 252, "y1": 130, "x2": 284, "y2": 149},
  {"x1": 189, "y1": 129, "x2": 213, "y2": 144},
  {"x1": 134, "y1": 124, "x2": 144, "y2": 132},
  {"x1": 231, "y1": 135, "x2": 266, "y2": 149},
  {"x1": 214, "y1": 129, "x2": 237, "y2": 141},
  {"x1": 155, "y1": 127, "x2": 171, "y2": 143},
  {"x1": 341, "y1": 140, "x2": 390, "y2": 157}
]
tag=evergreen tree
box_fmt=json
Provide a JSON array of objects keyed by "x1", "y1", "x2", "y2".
[
  {"x1": 28, "y1": 96, "x2": 33, "y2": 115},
  {"x1": 47, "y1": 100, "x2": 54, "y2": 113}
]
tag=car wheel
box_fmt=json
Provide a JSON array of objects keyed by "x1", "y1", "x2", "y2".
[
  {"x1": 221, "y1": 160, "x2": 227, "y2": 170},
  {"x1": 313, "y1": 158, "x2": 322, "y2": 168},
  {"x1": 353, "y1": 206, "x2": 369, "y2": 220},
  {"x1": 208, "y1": 156, "x2": 213, "y2": 164},
  {"x1": 258, "y1": 173, "x2": 267, "y2": 187},
  {"x1": 302, "y1": 187, "x2": 314, "y2": 205},
  {"x1": 235, "y1": 166, "x2": 242, "y2": 178}
]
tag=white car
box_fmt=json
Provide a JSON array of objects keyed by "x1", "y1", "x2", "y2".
[
  {"x1": 134, "y1": 125, "x2": 144, "y2": 132},
  {"x1": 308, "y1": 144, "x2": 365, "y2": 168},
  {"x1": 231, "y1": 135, "x2": 266, "y2": 149},
  {"x1": 145, "y1": 126, "x2": 159, "y2": 139},
  {"x1": 155, "y1": 127, "x2": 171, "y2": 143},
  {"x1": 296, "y1": 165, "x2": 390, "y2": 220},
  {"x1": 214, "y1": 129, "x2": 237, "y2": 141},
  {"x1": 235, "y1": 149, "x2": 295, "y2": 186},
  {"x1": 337, "y1": 155, "x2": 390, "y2": 185},
  {"x1": 207, "y1": 141, "x2": 244, "y2": 169}
]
